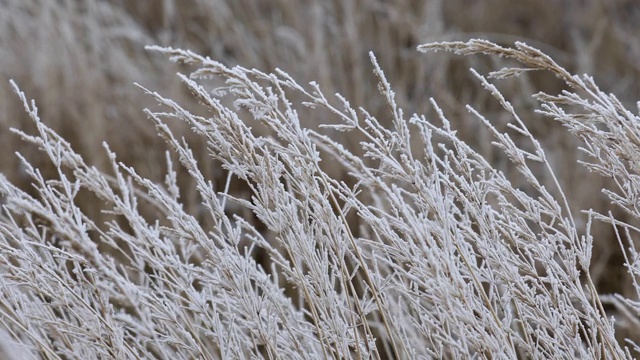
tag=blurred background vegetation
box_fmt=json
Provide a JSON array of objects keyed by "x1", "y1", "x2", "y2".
[{"x1": 1, "y1": 0, "x2": 639, "y2": 344}]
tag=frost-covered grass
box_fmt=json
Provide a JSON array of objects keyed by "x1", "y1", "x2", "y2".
[{"x1": 1, "y1": 39, "x2": 640, "y2": 359}]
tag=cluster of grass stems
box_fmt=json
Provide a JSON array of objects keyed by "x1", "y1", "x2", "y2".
[{"x1": 1, "y1": 38, "x2": 640, "y2": 359}]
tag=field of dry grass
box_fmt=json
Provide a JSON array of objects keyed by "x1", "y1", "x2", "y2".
[{"x1": 2, "y1": 0, "x2": 640, "y2": 358}]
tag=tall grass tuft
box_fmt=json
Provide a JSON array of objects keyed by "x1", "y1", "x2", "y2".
[{"x1": 1, "y1": 39, "x2": 640, "y2": 359}]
